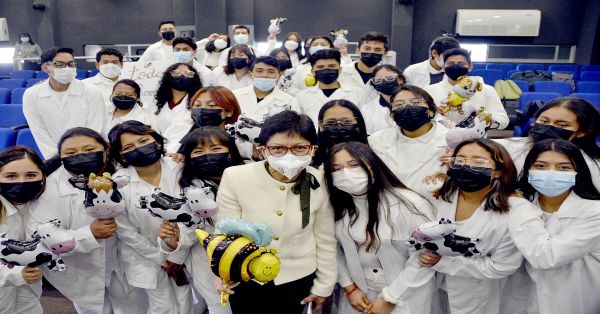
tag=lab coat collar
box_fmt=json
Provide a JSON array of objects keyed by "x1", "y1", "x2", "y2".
[
  {"x1": 57, "y1": 166, "x2": 82, "y2": 197},
  {"x1": 117, "y1": 158, "x2": 177, "y2": 185},
  {"x1": 396, "y1": 121, "x2": 439, "y2": 144},
  {"x1": 0, "y1": 195, "x2": 20, "y2": 217},
  {"x1": 535, "y1": 191, "x2": 582, "y2": 219},
  {"x1": 38, "y1": 78, "x2": 84, "y2": 98},
  {"x1": 425, "y1": 59, "x2": 443, "y2": 75},
  {"x1": 92, "y1": 73, "x2": 119, "y2": 85}
]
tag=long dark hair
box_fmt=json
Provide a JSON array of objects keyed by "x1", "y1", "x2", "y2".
[
  {"x1": 314, "y1": 100, "x2": 368, "y2": 167},
  {"x1": 108, "y1": 121, "x2": 166, "y2": 168},
  {"x1": 112, "y1": 79, "x2": 143, "y2": 108},
  {"x1": 223, "y1": 44, "x2": 255, "y2": 75},
  {"x1": 324, "y1": 141, "x2": 429, "y2": 252},
  {"x1": 46, "y1": 127, "x2": 116, "y2": 175},
  {"x1": 436, "y1": 138, "x2": 518, "y2": 213},
  {"x1": 281, "y1": 32, "x2": 305, "y2": 60},
  {"x1": 18, "y1": 33, "x2": 35, "y2": 45},
  {"x1": 154, "y1": 63, "x2": 202, "y2": 115},
  {"x1": 518, "y1": 139, "x2": 600, "y2": 200},
  {"x1": 178, "y1": 127, "x2": 243, "y2": 189}
]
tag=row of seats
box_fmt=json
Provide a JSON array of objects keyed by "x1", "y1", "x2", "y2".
[
  {"x1": 473, "y1": 63, "x2": 600, "y2": 73},
  {"x1": 0, "y1": 128, "x2": 42, "y2": 158},
  {"x1": 510, "y1": 80, "x2": 600, "y2": 95},
  {"x1": 0, "y1": 87, "x2": 26, "y2": 104},
  {"x1": 472, "y1": 69, "x2": 600, "y2": 85}
]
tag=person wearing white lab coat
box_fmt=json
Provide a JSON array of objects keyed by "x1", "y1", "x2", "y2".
[
  {"x1": 0, "y1": 146, "x2": 46, "y2": 314},
  {"x1": 103, "y1": 79, "x2": 152, "y2": 139},
  {"x1": 108, "y1": 121, "x2": 192, "y2": 314},
  {"x1": 138, "y1": 21, "x2": 176, "y2": 64},
  {"x1": 151, "y1": 63, "x2": 202, "y2": 135},
  {"x1": 294, "y1": 49, "x2": 366, "y2": 126},
  {"x1": 269, "y1": 48, "x2": 302, "y2": 96},
  {"x1": 26, "y1": 127, "x2": 144, "y2": 314},
  {"x1": 83, "y1": 48, "x2": 124, "y2": 106},
  {"x1": 171, "y1": 37, "x2": 215, "y2": 87},
  {"x1": 23, "y1": 47, "x2": 106, "y2": 159},
  {"x1": 212, "y1": 44, "x2": 255, "y2": 91},
  {"x1": 424, "y1": 48, "x2": 509, "y2": 129},
  {"x1": 196, "y1": 34, "x2": 230, "y2": 69},
  {"x1": 324, "y1": 141, "x2": 435, "y2": 314},
  {"x1": 217, "y1": 25, "x2": 262, "y2": 67},
  {"x1": 403, "y1": 36, "x2": 461, "y2": 88},
  {"x1": 369, "y1": 85, "x2": 449, "y2": 200},
  {"x1": 508, "y1": 139, "x2": 600, "y2": 314},
  {"x1": 360, "y1": 65, "x2": 405, "y2": 135},
  {"x1": 418, "y1": 138, "x2": 523, "y2": 314}
]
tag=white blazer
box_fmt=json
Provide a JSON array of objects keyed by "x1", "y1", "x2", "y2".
[
  {"x1": 361, "y1": 97, "x2": 396, "y2": 135},
  {"x1": 152, "y1": 95, "x2": 191, "y2": 135},
  {"x1": 429, "y1": 194, "x2": 523, "y2": 314},
  {"x1": 294, "y1": 83, "x2": 366, "y2": 126},
  {"x1": 25, "y1": 166, "x2": 120, "y2": 313},
  {"x1": 138, "y1": 41, "x2": 174, "y2": 64},
  {"x1": 212, "y1": 66, "x2": 253, "y2": 90},
  {"x1": 336, "y1": 188, "x2": 435, "y2": 314},
  {"x1": 403, "y1": 60, "x2": 442, "y2": 89},
  {"x1": 232, "y1": 85, "x2": 300, "y2": 121},
  {"x1": 216, "y1": 161, "x2": 337, "y2": 297},
  {"x1": 509, "y1": 194, "x2": 600, "y2": 314},
  {"x1": 22, "y1": 80, "x2": 106, "y2": 159}
]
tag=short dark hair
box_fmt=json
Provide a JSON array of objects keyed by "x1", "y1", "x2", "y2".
[
  {"x1": 41, "y1": 47, "x2": 74, "y2": 64},
  {"x1": 430, "y1": 36, "x2": 461, "y2": 56},
  {"x1": 358, "y1": 32, "x2": 389, "y2": 51},
  {"x1": 108, "y1": 121, "x2": 166, "y2": 167},
  {"x1": 443, "y1": 48, "x2": 471, "y2": 65},
  {"x1": 251, "y1": 56, "x2": 280, "y2": 71},
  {"x1": 172, "y1": 37, "x2": 197, "y2": 50},
  {"x1": 96, "y1": 48, "x2": 123, "y2": 63},
  {"x1": 159, "y1": 21, "x2": 175, "y2": 29},
  {"x1": 309, "y1": 49, "x2": 341, "y2": 67},
  {"x1": 258, "y1": 110, "x2": 317, "y2": 146},
  {"x1": 233, "y1": 25, "x2": 250, "y2": 34}
]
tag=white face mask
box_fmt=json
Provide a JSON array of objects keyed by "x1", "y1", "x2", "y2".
[
  {"x1": 20, "y1": 37, "x2": 29, "y2": 43},
  {"x1": 99, "y1": 63, "x2": 121, "y2": 79},
  {"x1": 309, "y1": 45, "x2": 328, "y2": 55},
  {"x1": 174, "y1": 51, "x2": 193, "y2": 63},
  {"x1": 284, "y1": 40, "x2": 299, "y2": 51},
  {"x1": 214, "y1": 38, "x2": 228, "y2": 50},
  {"x1": 234, "y1": 34, "x2": 249, "y2": 45},
  {"x1": 267, "y1": 153, "x2": 312, "y2": 180},
  {"x1": 332, "y1": 167, "x2": 369, "y2": 196},
  {"x1": 435, "y1": 56, "x2": 444, "y2": 67},
  {"x1": 50, "y1": 67, "x2": 77, "y2": 84}
]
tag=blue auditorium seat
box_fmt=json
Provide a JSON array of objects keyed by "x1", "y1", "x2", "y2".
[
  {"x1": 576, "y1": 81, "x2": 600, "y2": 93},
  {"x1": 26, "y1": 78, "x2": 46, "y2": 87},
  {"x1": 16, "y1": 129, "x2": 42, "y2": 159},
  {"x1": 0, "y1": 128, "x2": 17, "y2": 150},
  {"x1": 580, "y1": 71, "x2": 600, "y2": 82},
  {"x1": 581, "y1": 65, "x2": 600, "y2": 72},
  {"x1": 516, "y1": 64, "x2": 546, "y2": 71},
  {"x1": 10, "y1": 88, "x2": 26, "y2": 104},
  {"x1": 514, "y1": 80, "x2": 529, "y2": 93},
  {"x1": 0, "y1": 88, "x2": 10, "y2": 104},
  {"x1": 0, "y1": 79, "x2": 26, "y2": 90},
  {"x1": 0, "y1": 104, "x2": 27, "y2": 128},
  {"x1": 35, "y1": 71, "x2": 49, "y2": 79},
  {"x1": 570, "y1": 93, "x2": 600, "y2": 107},
  {"x1": 76, "y1": 69, "x2": 89, "y2": 80},
  {"x1": 470, "y1": 69, "x2": 504, "y2": 85},
  {"x1": 549, "y1": 65, "x2": 581, "y2": 80},
  {"x1": 485, "y1": 63, "x2": 514, "y2": 77},
  {"x1": 519, "y1": 92, "x2": 562, "y2": 111},
  {"x1": 532, "y1": 81, "x2": 572, "y2": 96},
  {"x1": 10, "y1": 70, "x2": 36, "y2": 80}
]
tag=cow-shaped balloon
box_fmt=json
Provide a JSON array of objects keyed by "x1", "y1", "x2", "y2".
[
  {"x1": 138, "y1": 187, "x2": 219, "y2": 227},
  {"x1": 330, "y1": 29, "x2": 349, "y2": 49},
  {"x1": 69, "y1": 172, "x2": 130, "y2": 219},
  {"x1": 184, "y1": 186, "x2": 218, "y2": 219},
  {"x1": 406, "y1": 218, "x2": 481, "y2": 258},
  {"x1": 445, "y1": 106, "x2": 501, "y2": 149},
  {"x1": 36, "y1": 219, "x2": 76, "y2": 254},
  {"x1": 267, "y1": 17, "x2": 287, "y2": 35}
]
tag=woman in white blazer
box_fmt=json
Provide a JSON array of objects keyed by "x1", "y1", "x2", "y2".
[
  {"x1": 26, "y1": 127, "x2": 144, "y2": 314},
  {"x1": 103, "y1": 79, "x2": 152, "y2": 139},
  {"x1": 508, "y1": 139, "x2": 600, "y2": 314},
  {"x1": 0, "y1": 146, "x2": 46, "y2": 314},
  {"x1": 418, "y1": 138, "x2": 523, "y2": 314},
  {"x1": 216, "y1": 110, "x2": 337, "y2": 313},
  {"x1": 324, "y1": 141, "x2": 435, "y2": 314},
  {"x1": 108, "y1": 121, "x2": 192, "y2": 314}
]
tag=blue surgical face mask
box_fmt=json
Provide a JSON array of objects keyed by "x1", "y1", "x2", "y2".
[
  {"x1": 528, "y1": 170, "x2": 577, "y2": 197},
  {"x1": 253, "y1": 77, "x2": 277, "y2": 92},
  {"x1": 174, "y1": 51, "x2": 193, "y2": 63}
]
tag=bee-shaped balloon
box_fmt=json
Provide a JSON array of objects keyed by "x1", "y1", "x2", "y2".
[{"x1": 195, "y1": 217, "x2": 280, "y2": 305}]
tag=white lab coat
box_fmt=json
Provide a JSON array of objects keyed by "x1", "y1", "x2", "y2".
[
  {"x1": 152, "y1": 95, "x2": 191, "y2": 135},
  {"x1": 424, "y1": 78, "x2": 509, "y2": 129},
  {"x1": 195, "y1": 38, "x2": 224, "y2": 69},
  {"x1": 403, "y1": 60, "x2": 443, "y2": 89},
  {"x1": 368, "y1": 122, "x2": 449, "y2": 201},
  {"x1": 217, "y1": 45, "x2": 262, "y2": 68},
  {"x1": 294, "y1": 83, "x2": 366, "y2": 126},
  {"x1": 83, "y1": 73, "x2": 119, "y2": 107},
  {"x1": 139, "y1": 41, "x2": 175, "y2": 64},
  {"x1": 340, "y1": 61, "x2": 380, "y2": 102},
  {"x1": 290, "y1": 63, "x2": 312, "y2": 94},
  {"x1": 163, "y1": 121, "x2": 193, "y2": 153},
  {"x1": 361, "y1": 97, "x2": 396, "y2": 135},
  {"x1": 232, "y1": 85, "x2": 300, "y2": 120},
  {"x1": 429, "y1": 194, "x2": 523, "y2": 314},
  {"x1": 336, "y1": 188, "x2": 435, "y2": 314},
  {"x1": 191, "y1": 60, "x2": 215, "y2": 87},
  {"x1": 211, "y1": 66, "x2": 253, "y2": 90},
  {"x1": 0, "y1": 196, "x2": 43, "y2": 314},
  {"x1": 22, "y1": 80, "x2": 106, "y2": 159},
  {"x1": 103, "y1": 104, "x2": 153, "y2": 139},
  {"x1": 509, "y1": 195, "x2": 600, "y2": 314}
]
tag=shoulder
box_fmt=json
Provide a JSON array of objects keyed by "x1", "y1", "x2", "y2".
[
  {"x1": 368, "y1": 127, "x2": 397, "y2": 143},
  {"x1": 222, "y1": 162, "x2": 258, "y2": 180},
  {"x1": 212, "y1": 66, "x2": 225, "y2": 75},
  {"x1": 403, "y1": 61, "x2": 426, "y2": 73}
]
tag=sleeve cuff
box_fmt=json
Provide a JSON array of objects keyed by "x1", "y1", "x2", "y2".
[
  {"x1": 431, "y1": 256, "x2": 450, "y2": 272},
  {"x1": 1, "y1": 266, "x2": 27, "y2": 287},
  {"x1": 382, "y1": 287, "x2": 405, "y2": 305}
]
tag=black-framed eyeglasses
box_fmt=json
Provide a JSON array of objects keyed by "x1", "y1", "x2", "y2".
[
  {"x1": 50, "y1": 61, "x2": 77, "y2": 68},
  {"x1": 320, "y1": 117, "x2": 357, "y2": 128},
  {"x1": 265, "y1": 144, "x2": 313, "y2": 157}
]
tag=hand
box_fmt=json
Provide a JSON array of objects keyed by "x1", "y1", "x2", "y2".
[
  {"x1": 165, "y1": 153, "x2": 185, "y2": 163},
  {"x1": 214, "y1": 277, "x2": 235, "y2": 294},
  {"x1": 208, "y1": 33, "x2": 220, "y2": 41},
  {"x1": 21, "y1": 267, "x2": 42, "y2": 284},
  {"x1": 422, "y1": 171, "x2": 447, "y2": 185},
  {"x1": 338, "y1": 44, "x2": 348, "y2": 56},
  {"x1": 301, "y1": 294, "x2": 327, "y2": 312},
  {"x1": 419, "y1": 251, "x2": 442, "y2": 268},
  {"x1": 344, "y1": 284, "x2": 371, "y2": 312},
  {"x1": 367, "y1": 297, "x2": 395, "y2": 314},
  {"x1": 438, "y1": 148, "x2": 453, "y2": 166},
  {"x1": 90, "y1": 218, "x2": 117, "y2": 239},
  {"x1": 159, "y1": 221, "x2": 179, "y2": 249},
  {"x1": 268, "y1": 33, "x2": 276, "y2": 40}
]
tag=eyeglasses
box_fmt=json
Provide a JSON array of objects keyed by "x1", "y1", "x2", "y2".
[
  {"x1": 391, "y1": 98, "x2": 426, "y2": 111},
  {"x1": 265, "y1": 144, "x2": 313, "y2": 157},
  {"x1": 320, "y1": 117, "x2": 357, "y2": 128},
  {"x1": 331, "y1": 160, "x2": 361, "y2": 172},
  {"x1": 371, "y1": 74, "x2": 398, "y2": 85},
  {"x1": 170, "y1": 70, "x2": 195, "y2": 78},
  {"x1": 50, "y1": 61, "x2": 77, "y2": 68},
  {"x1": 448, "y1": 157, "x2": 493, "y2": 171}
]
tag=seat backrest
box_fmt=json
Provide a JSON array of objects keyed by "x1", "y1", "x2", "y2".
[
  {"x1": 516, "y1": 64, "x2": 546, "y2": 71},
  {"x1": 0, "y1": 103, "x2": 27, "y2": 128},
  {"x1": 16, "y1": 128, "x2": 43, "y2": 159},
  {"x1": 10, "y1": 70, "x2": 36, "y2": 80},
  {"x1": 580, "y1": 71, "x2": 600, "y2": 82},
  {"x1": 0, "y1": 79, "x2": 26, "y2": 90},
  {"x1": 570, "y1": 93, "x2": 600, "y2": 107},
  {"x1": 76, "y1": 69, "x2": 89, "y2": 80},
  {"x1": 533, "y1": 81, "x2": 572, "y2": 96},
  {"x1": 581, "y1": 65, "x2": 600, "y2": 72},
  {"x1": 548, "y1": 65, "x2": 580, "y2": 74},
  {"x1": 576, "y1": 81, "x2": 600, "y2": 93},
  {"x1": 0, "y1": 88, "x2": 10, "y2": 104},
  {"x1": 518, "y1": 92, "x2": 561, "y2": 110},
  {"x1": 471, "y1": 69, "x2": 504, "y2": 85},
  {"x1": 26, "y1": 78, "x2": 46, "y2": 87},
  {"x1": 10, "y1": 88, "x2": 26, "y2": 104},
  {"x1": 0, "y1": 128, "x2": 17, "y2": 150},
  {"x1": 35, "y1": 71, "x2": 49, "y2": 79},
  {"x1": 514, "y1": 80, "x2": 530, "y2": 93},
  {"x1": 486, "y1": 63, "x2": 515, "y2": 73}
]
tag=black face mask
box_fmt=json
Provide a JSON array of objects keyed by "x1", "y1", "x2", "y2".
[
  {"x1": 122, "y1": 142, "x2": 162, "y2": 167},
  {"x1": 161, "y1": 31, "x2": 175, "y2": 41},
  {"x1": 373, "y1": 80, "x2": 399, "y2": 95},
  {"x1": 447, "y1": 165, "x2": 493, "y2": 192},
  {"x1": 315, "y1": 69, "x2": 339, "y2": 85},
  {"x1": 191, "y1": 108, "x2": 223, "y2": 127},
  {"x1": 0, "y1": 181, "x2": 44, "y2": 204},
  {"x1": 444, "y1": 64, "x2": 469, "y2": 80},
  {"x1": 322, "y1": 124, "x2": 362, "y2": 144},
  {"x1": 230, "y1": 58, "x2": 249, "y2": 69},
  {"x1": 190, "y1": 153, "x2": 231, "y2": 178},
  {"x1": 392, "y1": 106, "x2": 431, "y2": 132},
  {"x1": 112, "y1": 96, "x2": 137, "y2": 110},
  {"x1": 530, "y1": 123, "x2": 575, "y2": 142},
  {"x1": 278, "y1": 59, "x2": 293, "y2": 71},
  {"x1": 62, "y1": 151, "x2": 105, "y2": 176},
  {"x1": 360, "y1": 53, "x2": 383, "y2": 67},
  {"x1": 169, "y1": 76, "x2": 193, "y2": 91}
]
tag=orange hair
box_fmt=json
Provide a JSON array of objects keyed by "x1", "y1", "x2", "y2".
[{"x1": 190, "y1": 86, "x2": 241, "y2": 123}]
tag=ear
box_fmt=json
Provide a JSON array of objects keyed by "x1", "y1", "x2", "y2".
[
  {"x1": 95, "y1": 62, "x2": 100, "y2": 69},
  {"x1": 468, "y1": 64, "x2": 474, "y2": 72},
  {"x1": 492, "y1": 170, "x2": 502, "y2": 179},
  {"x1": 431, "y1": 50, "x2": 439, "y2": 60},
  {"x1": 191, "y1": 50, "x2": 198, "y2": 57},
  {"x1": 223, "y1": 110, "x2": 233, "y2": 118},
  {"x1": 258, "y1": 146, "x2": 268, "y2": 159},
  {"x1": 41, "y1": 63, "x2": 49, "y2": 73},
  {"x1": 355, "y1": 47, "x2": 360, "y2": 55}
]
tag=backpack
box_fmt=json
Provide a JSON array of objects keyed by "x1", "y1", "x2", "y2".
[
  {"x1": 494, "y1": 79, "x2": 523, "y2": 100},
  {"x1": 510, "y1": 70, "x2": 552, "y2": 87},
  {"x1": 551, "y1": 71, "x2": 575, "y2": 92},
  {"x1": 516, "y1": 100, "x2": 544, "y2": 135}
]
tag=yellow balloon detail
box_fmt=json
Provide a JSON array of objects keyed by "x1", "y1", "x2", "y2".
[{"x1": 305, "y1": 73, "x2": 316, "y2": 87}]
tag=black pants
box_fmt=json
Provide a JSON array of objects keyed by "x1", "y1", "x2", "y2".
[{"x1": 229, "y1": 273, "x2": 316, "y2": 314}]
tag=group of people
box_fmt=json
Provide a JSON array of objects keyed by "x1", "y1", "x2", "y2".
[{"x1": 1, "y1": 19, "x2": 599, "y2": 314}]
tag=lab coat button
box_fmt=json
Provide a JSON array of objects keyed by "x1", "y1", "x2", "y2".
[
  {"x1": 276, "y1": 210, "x2": 283, "y2": 216},
  {"x1": 279, "y1": 186, "x2": 286, "y2": 191}
]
